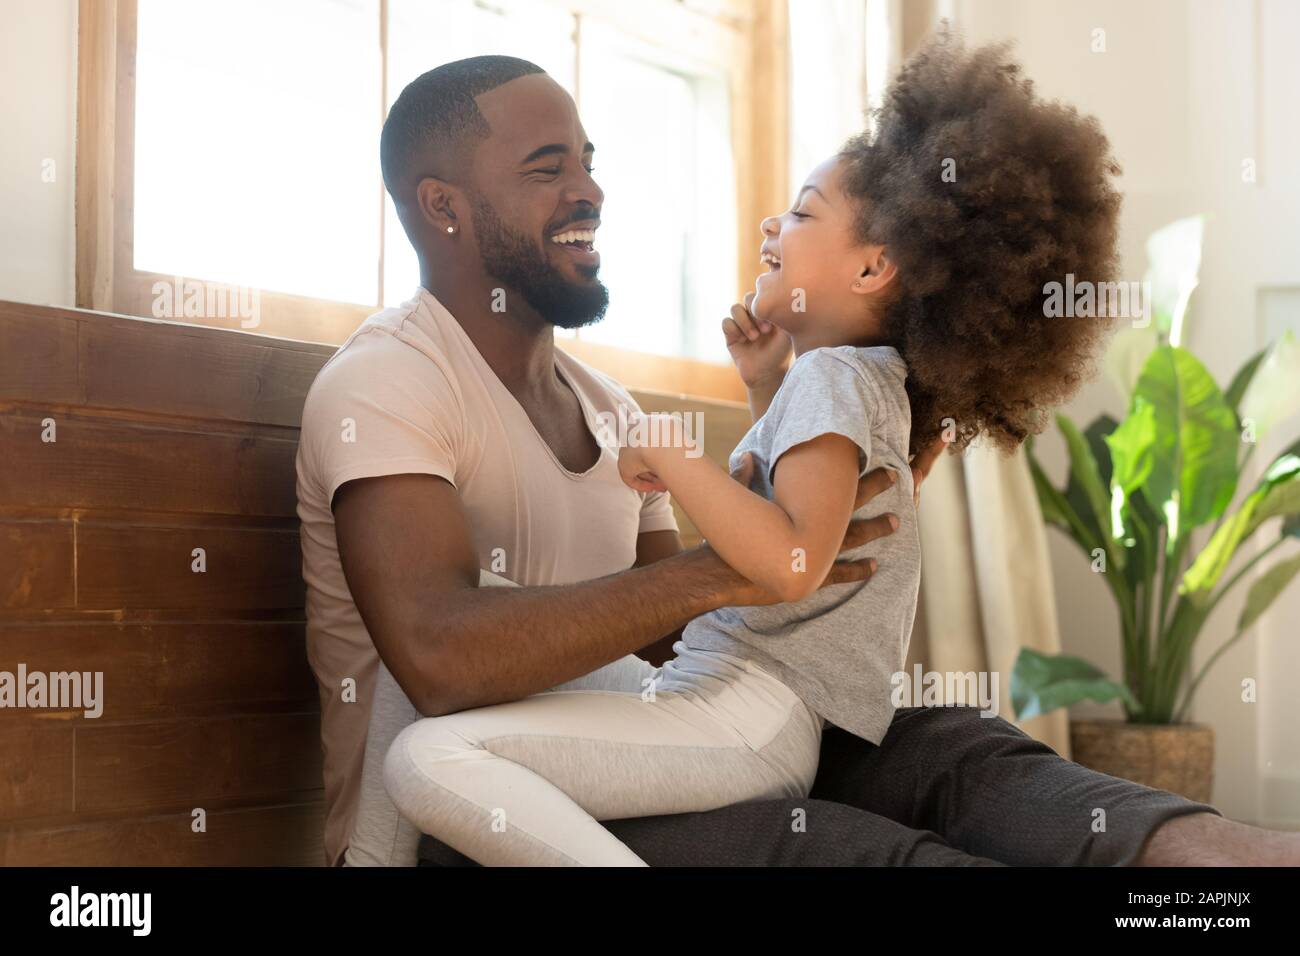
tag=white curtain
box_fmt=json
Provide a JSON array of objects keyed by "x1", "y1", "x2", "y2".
[
  {"x1": 787, "y1": 0, "x2": 903, "y2": 181},
  {"x1": 907, "y1": 447, "x2": 1072, "y2": 756}
]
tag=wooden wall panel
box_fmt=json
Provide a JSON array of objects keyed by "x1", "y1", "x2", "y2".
[
  {"x1": 76, "y1": 523, "x2": 304, "y2": 611},
  {"x1": 0, "y1": 801, "x2": 326, "y2": 867},
  {"x1": 0, "y1": 724, "x2": 76, "y2": 823},
  {"x1": 0, "y1": 622, "x2": 316, "y2": 720},
  {"x1": 0, "y1": 302, "x2": 331, "y2": 864},
  {"x1": 73, "y1": 713, "x2": 322, "y2": 817},
  {"x1": 0, "y1": 310, "x2": 79, "y2": 403},
  {"x1": 0, "y1": 521, "x2": 76, "y2": 610},
  {"x1": 79, "y1": 319, "x2": 332, "y2": 427},
  {"x1": 0, "y1": 412, "x2": 299, "y2": 518}
]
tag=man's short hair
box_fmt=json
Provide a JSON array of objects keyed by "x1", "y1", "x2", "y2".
[{"x1": 380, "y1": 55, "x2": 546, "y2": 199}]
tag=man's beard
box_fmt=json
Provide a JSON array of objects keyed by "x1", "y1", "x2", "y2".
[{"x1": 470, "y1": 195, "x2": 609, "y2": 330}]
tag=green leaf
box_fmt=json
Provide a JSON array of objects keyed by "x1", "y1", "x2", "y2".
[
  {"x1": 1184, "y1": 507, "x2": 1256, "y2": 600},
  {"x1": 1026, "y1": 440, "x2": 1069, "y2": 528},
  {"x1": 1089, "y1": 414, "x2": 1157, "y2": 588},
  {"x1": 1182, "y1": 454, "x2": 1300, "y2": 597},
  {"x1": 1010, "y1": 648, "x2": 1140, "y2": 720},
  {"x1": 1026, "y1": 439, "x2": 1101, "y2": 555},
  {"x1": 1254, "y1": 457, "x2": 1300, "y2": 525},
  {"x1": 1103, "y1": 325, "x2": 1160, "y2": 401},
  {"x1": 1060, "y1": 413, "x2": 1113, "y2": 550},
  {"x1": 1224, "y1": 347, "x2": 1267, "y2": 418},
  {"x1": 1238, "y1": 330, "x2": 1300, "y2": 442},
  {"x1": 1084, "y1": 415, "x2": 1120, "y2": 485},
  {"x1": 1124, "y1": 488, "x2": 1162, "y2": 589},
  {"x1": 1278, "y1": 435, "x2": 1300, "y2": 464},
  {"x1": 1238, "y1": 552, "x2": 1300, "y2": 632},
  {"x1": 1133, "y1": 345, "x2": 1240, "y2": 538},
  {"x1": 1105, "y1": 398, "x2": 1157, "y2": 539}
]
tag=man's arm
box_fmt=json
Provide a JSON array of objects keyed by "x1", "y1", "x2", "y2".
[
  {"x1": 333, "y1": 471, "x2": 896, "y2": 718},
  {"x1": 632, "y1": 529, "x2": 687, "y2": 667}
]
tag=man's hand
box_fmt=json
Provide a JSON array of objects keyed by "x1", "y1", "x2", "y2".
[{"x1": 908, "y1": 435, "x2": 947, "y2": 506}]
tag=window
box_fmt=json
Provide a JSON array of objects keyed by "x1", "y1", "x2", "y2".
[
  {"x1": 574, "y1": 20, "x2": 737, "y2": 363},
  {"x1": 134, "y1": 0, "x2": 381, "y2": 305},
  {"x1": 78, "y1": 0, "x2": 789, "y2": 399}
]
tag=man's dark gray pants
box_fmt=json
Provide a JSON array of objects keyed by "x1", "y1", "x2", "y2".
[{"x1": 417, "y1": 705, "x2": 1222, "y2": 866}]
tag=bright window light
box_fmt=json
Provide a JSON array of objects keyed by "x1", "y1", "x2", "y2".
[
  {"x1": 577, "y1": 21, "x2": 736, "y2": 362},
  {"x1": 789, "y1": 0, "x2": 867, "y2": 181},
  {"x1": 134, "y1": 0, "x2": 381, "y2": 304}
]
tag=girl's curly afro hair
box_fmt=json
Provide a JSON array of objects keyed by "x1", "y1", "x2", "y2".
[{"x1": 840, "y1": 28, "x2": 1123, "y2": 455}]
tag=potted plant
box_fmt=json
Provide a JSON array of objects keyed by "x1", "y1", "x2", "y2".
[{"x1": 1013, "y1": 216, "x2": 1300, "y2": 802}]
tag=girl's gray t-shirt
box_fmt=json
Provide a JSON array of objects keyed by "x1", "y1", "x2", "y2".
[{"x1": 681, "y1": 344, "x2": 921, "y2": 744}]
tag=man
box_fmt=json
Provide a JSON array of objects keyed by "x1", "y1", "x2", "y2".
[{"x1": 296, "y1": 55, "x2": 1291, "y2": 868}]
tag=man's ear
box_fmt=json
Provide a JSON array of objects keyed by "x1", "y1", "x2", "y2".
[
  {"x1": 415, "y1": 177, "x2": 462, "y2": 235},
  {"x1": 851, "y1": 246, "x2": 898, "y2": 296}
]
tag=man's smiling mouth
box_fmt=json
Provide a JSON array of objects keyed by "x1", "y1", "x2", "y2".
[
  {"x1": 548, "y1": 220, "x2": 600, "y2": 270},
  {"x1": 550, "y1": 228, "x2": 596, "y2": 253}
]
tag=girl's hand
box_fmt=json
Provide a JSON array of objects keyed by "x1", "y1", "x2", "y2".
[
  {"x1": 618, "y1": 436, "x2": 667, "y2": 494},
  {"x1": 722, "y1": 292, "x2": 792, "y2": 389}
]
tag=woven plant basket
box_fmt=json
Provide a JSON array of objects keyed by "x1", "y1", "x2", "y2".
[{"x1": 1069, "y1": 719, "x2": 1215, "y2": 804}]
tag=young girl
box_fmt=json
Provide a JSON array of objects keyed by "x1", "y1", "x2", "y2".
[{"x1": 383, "y1": 31, "x2": 1121, "y2": 865}]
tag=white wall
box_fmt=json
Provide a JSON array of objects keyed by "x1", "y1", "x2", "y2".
[
  {"x1": 0, "y1": 0, "x2": 78, "y2": 307},
  {"x1": 949, "y1": 0, "x2": 1300, "y2": 827}
]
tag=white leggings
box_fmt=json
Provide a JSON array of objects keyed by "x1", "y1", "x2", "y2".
[{"x1": 383, "y1": 641, "x2": 824, "y2": 866}]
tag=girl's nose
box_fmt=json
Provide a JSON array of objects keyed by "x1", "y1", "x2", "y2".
[{"x1": 760, "y1": 215, "x2": 779, "y2": 236}]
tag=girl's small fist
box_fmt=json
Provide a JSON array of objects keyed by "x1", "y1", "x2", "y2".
[
  {"x1": 618, "y1": 441, "x2": 666, "y2": 493},
  {"x1": 722, "y1": 292, "x2": 792, "y2": 388}
]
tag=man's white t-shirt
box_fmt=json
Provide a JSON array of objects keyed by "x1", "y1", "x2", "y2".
[{"x1": 295, "y1": 287, "x2": 678, "y2": 866}]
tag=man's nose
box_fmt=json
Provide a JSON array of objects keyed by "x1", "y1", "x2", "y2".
[{"x1": 567, "y1": 167, "x2": 604, "y2": 210}]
